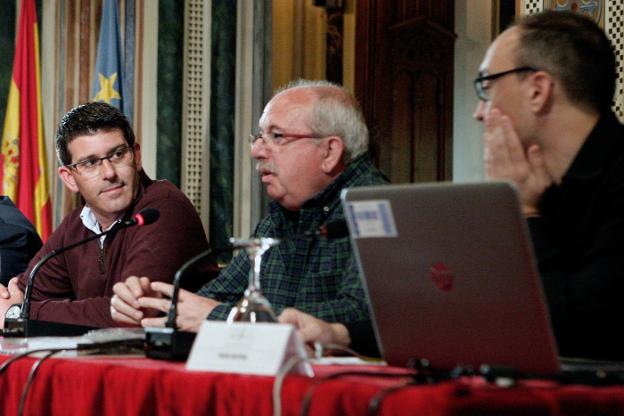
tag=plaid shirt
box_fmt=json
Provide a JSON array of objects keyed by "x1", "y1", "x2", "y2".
[{"x1": 198, "y1": 155, "x2": 388, "y2": 323}]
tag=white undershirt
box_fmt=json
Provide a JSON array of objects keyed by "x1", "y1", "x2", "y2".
[{"x1": 79, "y1": 206, "x2": 121, "y2": 247}]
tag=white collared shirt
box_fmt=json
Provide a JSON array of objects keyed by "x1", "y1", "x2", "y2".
[{"x1": 79, "y1": 206, "x2": 121, "y2": 247}]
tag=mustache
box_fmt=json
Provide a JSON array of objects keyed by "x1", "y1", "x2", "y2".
[
  {"x1": 256, "y1": 161, "x2": 277, "y2": 175},
  {"x1": 98, "y1": 181, "x2": 126, "y2": 195}
]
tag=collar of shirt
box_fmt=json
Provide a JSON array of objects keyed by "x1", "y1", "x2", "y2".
[{"x1": 79, "y1": 206, "x2": 121, "y2": 246}]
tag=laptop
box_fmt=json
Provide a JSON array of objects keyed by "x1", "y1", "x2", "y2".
[{"x1": 341, "y1": 181, "x2": 617, "y2": 375}]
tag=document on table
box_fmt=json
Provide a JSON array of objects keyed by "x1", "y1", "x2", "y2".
[{"x1": 0, "y1": 328, "x2": 145, "y2": 356}]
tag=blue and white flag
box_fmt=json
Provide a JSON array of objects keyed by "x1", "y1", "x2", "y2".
[{"x1": 92, "y1": 0, "x2": 124, "y2": 113}]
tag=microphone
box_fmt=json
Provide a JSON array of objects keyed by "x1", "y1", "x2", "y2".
[
  {"x1": 316, "y1": 219, "x2": 349, "y2": 239},
  {"x1": 2, "y1": 208, "x2": 160, "y2": 337},
  {"x1": 145, "y1": 247, "x2": 225, "y2": 360},
  {"x1": 286, "y1": 219, "x2": 349, "y2": 239},
  {"x1": 144, "y1": 218, "x2": 351, "y2": 361},
  {"x1": 125, "y1": 208, "x2": 159, "y2": 227}
]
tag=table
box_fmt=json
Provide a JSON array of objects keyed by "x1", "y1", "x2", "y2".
[{"x1": 1, "y1": 353, "x2": 624, "y2": 415}]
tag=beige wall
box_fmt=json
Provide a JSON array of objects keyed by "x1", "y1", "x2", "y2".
[
  {"x1": 453, "y1": 0, "x2": 492, "y2": 182},
  {"x1": 271, "y1": 0, "x2": 355, "y2": 93}
]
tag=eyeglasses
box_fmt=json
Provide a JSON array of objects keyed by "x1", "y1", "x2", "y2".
[
  {"x1": 67, "y1": 145, "x2": 134, "y2": 176},
  {"x1": 473, "y1": 66, "x2": 538, "y2": 101},
  {"x1": 248, "y1": 131, "x2": 323, "y2": 148}
]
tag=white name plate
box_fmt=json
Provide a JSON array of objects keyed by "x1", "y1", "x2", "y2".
[{"x1": 186, "y1": 322, "x2": 313, "y2": 377}]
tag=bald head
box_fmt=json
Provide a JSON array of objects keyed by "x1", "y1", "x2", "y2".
[
  {"x1": 271, "y1": 80, "x2": 369, "y2": 163},
  {"x1": 479, "y1": 26, "x2": 522, "y2": 78}
]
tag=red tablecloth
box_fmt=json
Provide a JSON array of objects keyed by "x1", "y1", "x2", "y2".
[{"x1": 1, "y1": 354, "x2": 624, "y2": 415}]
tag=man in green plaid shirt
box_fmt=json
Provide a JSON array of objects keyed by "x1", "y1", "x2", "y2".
[{"x1": 111, "y1": 79, "x2": 388, "y2": 331}]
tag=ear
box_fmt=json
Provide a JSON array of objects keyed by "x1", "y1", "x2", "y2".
[
  {"x1": 58, "y1": 166, "x2": 79, "y2": 193},
  {"x1": 527, "y1": 71, "x2": 554, "y2": 114},
  {"x1": 320, "y1": 136, "x2": 345, "y2": 174},
  {"x1": 132, "y1": 142, "x2": 143, "y2": 171}
]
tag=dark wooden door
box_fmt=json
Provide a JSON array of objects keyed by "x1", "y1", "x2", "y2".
[{"x1": 355, "y1": 1, "x2": 456, "y2": 183}]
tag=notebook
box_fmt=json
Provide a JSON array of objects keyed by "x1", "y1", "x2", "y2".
[{"x1": 341, "y1": 181, "x2": 565, "y2": 374}]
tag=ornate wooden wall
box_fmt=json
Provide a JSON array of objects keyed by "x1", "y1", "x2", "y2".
[{"x1": 355, "y1": 1, "x2": 455, "y2": 183}]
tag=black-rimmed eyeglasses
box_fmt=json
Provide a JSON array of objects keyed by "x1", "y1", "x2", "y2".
[
  {"x1": 473, "y1": 67, "x2": 538, "y2": 101},
  {"x1": 67, "y1": 145, "x2": 134, "y2": 176}
]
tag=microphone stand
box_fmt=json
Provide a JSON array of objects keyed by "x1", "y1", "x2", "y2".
[
  {"x1": 145, "y1": 246, "x2": 231, "y2": 361},
  {"x1": 3, "y1": 209, "x2": 159, "y2": 337},
  {"x1": 145, "y1": 219, "x2": 350, "y2": 361}
]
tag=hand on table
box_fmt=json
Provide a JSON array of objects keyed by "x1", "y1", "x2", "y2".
[
  {"x1": 137, "y1": 282, "x2": 220, "y2": 332},
  {"x1": 111, "y1": 276, "x2": 161, "y2": 326},
  {"x1": 278, "y1": 308, "x2": 351, "y2": 350}
]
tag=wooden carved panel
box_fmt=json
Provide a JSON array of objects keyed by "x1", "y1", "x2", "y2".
[{"x1": 356, "y1": 1, "x2": 455, "y2": 183}]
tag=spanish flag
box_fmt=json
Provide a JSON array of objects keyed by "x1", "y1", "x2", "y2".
[{"x1": 0, "y1": 0, "x2": 51, "y2": 242}]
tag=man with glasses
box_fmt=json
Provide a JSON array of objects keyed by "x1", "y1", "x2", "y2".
[
  {"x1": 0, "y1": 102, "x2": 208, "y2": 329},
  {"x1": 110, "y1": 79, "x2": 388, "y2": 332},
  {"x1": 473, "y1": 11, "x2": 624, "y2": 359},
  {"x1": 277, "y1": 12, "x2": 624, "y2": 361}
]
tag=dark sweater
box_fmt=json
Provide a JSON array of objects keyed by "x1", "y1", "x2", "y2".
[
  {"x1": 528, "y1": 111, "x2": 624, "y2": 359},
  {"x1": 16, "y1": 172, "x2": 209, "y2": 328}
]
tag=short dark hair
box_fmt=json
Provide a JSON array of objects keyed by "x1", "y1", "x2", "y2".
[
  {"x1": 515, "y1": 11, "x2": 616, "y2": 113},
  {"x1": 55, "y1": 102, "x2": 135, "y2": 166}
]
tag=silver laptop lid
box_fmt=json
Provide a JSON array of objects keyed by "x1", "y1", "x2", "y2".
[{"x1": 342, "y1": 181, "x2": 560, "y2": 374}]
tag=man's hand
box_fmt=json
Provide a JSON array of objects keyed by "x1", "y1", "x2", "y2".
[
  {"x1": 138, "y1": 281, "x2": 221, "y2": 332},
  {"x1": 0, "y1": 278, "x2": 25, "y2": 329},
  {"x1": 278, "y1": 308, "x2": 351, "y2": 349},
  {"x1": 0, "y1": 276, "x2": 21, "y2": 300},
  {"x1": 483, "y1": 108, "x2": 553, "y2": 217},
  {"x1": 111, "y1": 276, "x2": 160, "y2": 326}
]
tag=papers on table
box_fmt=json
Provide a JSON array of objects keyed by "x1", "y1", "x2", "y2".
[{"x1": 0, "y1": 327, "x2": 145, "y2": 357}]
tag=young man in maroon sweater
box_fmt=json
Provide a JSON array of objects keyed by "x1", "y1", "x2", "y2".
[{"x1": 0, "y1": 102, "x2": 208, "y2": 328}]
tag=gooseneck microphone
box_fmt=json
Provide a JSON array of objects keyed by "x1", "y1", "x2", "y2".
[
  {"x1": 2, "y1": 208, "x2": 160, "y2": 337},
  {"x1": 167, "y1": 219, "x2": 348, "y2": 328},
  {"x1": 145, "y1": 219, "x2": 350, "y2": 360},
  {"x1": 124, "y1": 208, "x2": 159, "y2": 227},
  {"x1": 166, "y1": 250, "x2": 217, "y2": 330},
  {"x1": 314, "y1": 219, "x2": 349, "y2": 239},
  {"x1": 166, "y1": 219, "x2": 348, "y2": 330},
  {"x1": 145, "y1": 244, "x2": 236, "y2": 360}
]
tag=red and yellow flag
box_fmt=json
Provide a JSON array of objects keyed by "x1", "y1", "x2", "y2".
[{"x1": 0, "y1": 0, "x2": 51, "y2": 241}]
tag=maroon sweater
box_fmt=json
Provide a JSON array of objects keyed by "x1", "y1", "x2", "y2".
[{"x1": 16, "y1": 172, "x2": 209, "y2": 327}]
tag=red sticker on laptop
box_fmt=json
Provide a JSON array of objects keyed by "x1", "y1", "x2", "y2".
[{"x1": 430, "y1": 262, "x2": 454, "y2": 292}]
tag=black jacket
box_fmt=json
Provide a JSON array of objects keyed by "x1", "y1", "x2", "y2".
[
  {"x1": 529, "y1": 111, "x2": 624, "y2": 360},
  {"x1": 0, "y1": 196, "x2": 42, "y2": 286}
]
